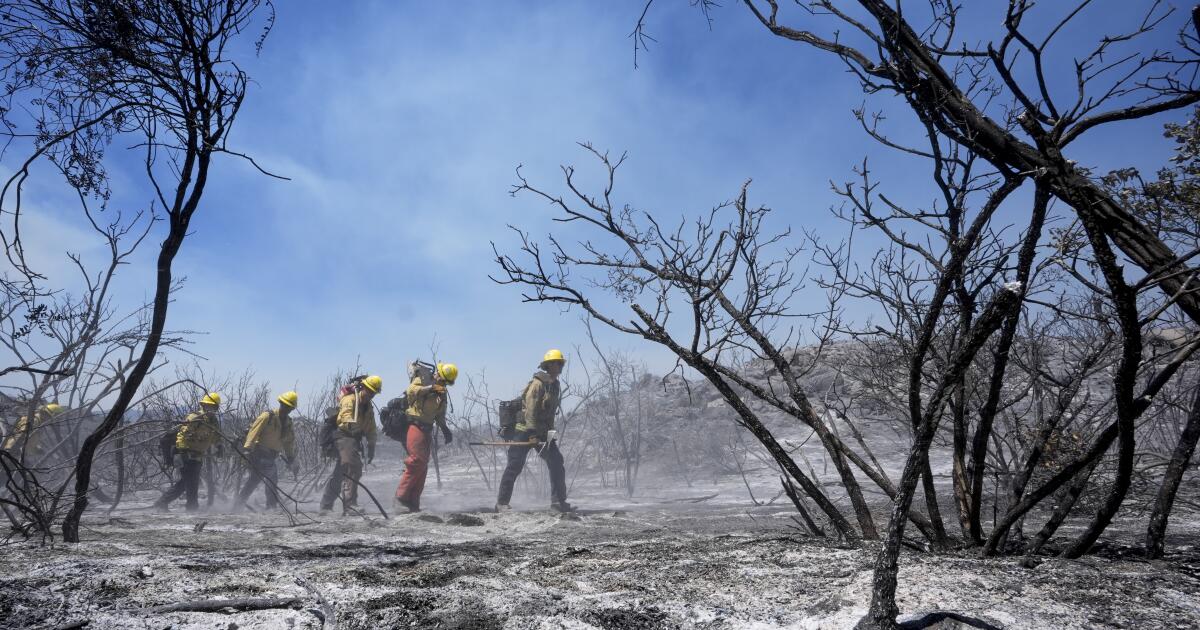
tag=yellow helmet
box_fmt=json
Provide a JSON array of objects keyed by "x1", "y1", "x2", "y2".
[
  {"x1": 361, "y1": 375, "x2": 382, "y2": 394},
  {"x1": 542, "y1": 348, "x2": 566, "y2": 364},
  {"x1": 43, "y1": 403, "x2": 63, "y2": 415},
  {"x1": 278, "y1": 391, "x2": 299, "y2": 408},
  {"x1": 200, "y1": 392, "x2": 221, "y2": 407},
  {"x1": 436, "y1": 363, "x2": 458, "y2": 385}
]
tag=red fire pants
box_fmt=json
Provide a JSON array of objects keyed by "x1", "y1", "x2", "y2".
[{"x1": 395, "y1": 424, "x2": 432, "y2": 508}]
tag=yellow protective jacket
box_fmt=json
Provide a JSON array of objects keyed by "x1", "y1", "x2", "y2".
[
  {"x1": 175, "y1": 410, "x2": 222, "y2": 454},
  {"x1": 405, "y1": 377, "x2": 448, "y2": 426},
  {"x1": 243, "y1": 409, "x2": 296, "y2": 461},
  {"x1": 337, "y1": 393, "x2": 377, "y2": 447},
  {"x1": 516, "y1": 371, "x2": 560, "y2": 435},
  {"x1": 3, "y1": 410, "x2": 47, "y2": 455}
]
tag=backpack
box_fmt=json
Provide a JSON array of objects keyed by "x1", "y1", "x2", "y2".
[
  {"x1": 498, "y1": 372, "x2": 558, "y2": 438},
  {"x1": 318, "y1": 406, "x2": 339, "y2": 459},
  {"x1": 380, "y1": 395, "x2": 411, "y2": 445},
  {"x1": 338, "y1": 374, "x2": 368, "y2": 398},
  {"x1": 158, "y1": 427, "x2": 178, "y2": 464},
  {"x1": 498, "y1": 398, "x2": 523, "y2": 439}
]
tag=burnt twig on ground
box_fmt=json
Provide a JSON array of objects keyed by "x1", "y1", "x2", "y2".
[
  {"x1": 296, "y1": 575, "x2": 337, "y2": 630},
  {"x1": 140, "y1": 597, "x2": 302, "y2": 614}
]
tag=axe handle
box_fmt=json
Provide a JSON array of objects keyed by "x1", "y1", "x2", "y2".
[{"x1": 468, "y1": 440, "x2": 539, "y2": 447}]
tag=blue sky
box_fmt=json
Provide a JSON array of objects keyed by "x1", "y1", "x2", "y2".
[{"x1": 3, "y1": 1, "x2": 1192, "y2": 406}]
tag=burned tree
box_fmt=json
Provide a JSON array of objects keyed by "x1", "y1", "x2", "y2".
[
  {"x1": 0, "y1": 199, "x2": 196, "y2": 539},
  {"x1": 619, "y1": 2, "x2": 1200, "y2": 627},
  {"x1": 0, "y1": 0, "x2": 277, "y2": 541},
  {"x1": 1103, "y1": 109, "x2": 1200, "y2": 559}
]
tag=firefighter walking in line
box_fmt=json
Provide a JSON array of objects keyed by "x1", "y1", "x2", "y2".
[
  {"x1": 394, "y1": 363, "x2": 457, "y2": 513},
  {"x1": 3, "y1": 402, "x2": 64, "y2": 465},
  {"x1": 496, "y1": 349, "x2": 572, "y2": 513},
  {"x1": 234, "y1": 390, "x2": 299, "y2": 512},
  {"x1": 320, "y1": 375, "x2": 381, "y2": 514},
  {"x1": 155, "y1": 393, "x2": 224, "y2": 512}
]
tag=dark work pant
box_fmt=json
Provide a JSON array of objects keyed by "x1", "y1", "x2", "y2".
[
  {"x1": 497, "y1": 430, "x2": 566, "y2": 506},
  {"x1": 319, "y1": 460, "x2": 342, "y2": 511},
  {"x1": 237, "y1": 448, "x2": 280, "y2": 508},
  {"x1": 158, "y1": 455, "x2": 203, "y2": 510},
  {"x1": 320, "y1": 435, "x2": 361, "y2": 510}
]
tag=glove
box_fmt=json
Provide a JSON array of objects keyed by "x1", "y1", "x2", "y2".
[
  {"x1": 440, "y1": 425, "x2": 453, "y2": 445},
  {"x1": 528, "y1": 434, "x2": 541, "y2": 446},
  {"x1": 431, "y1": 383, "x2": 447, "y2": 394},
  {"x1": 366, "y1": 443, "x2": 375, "y2": 464}
]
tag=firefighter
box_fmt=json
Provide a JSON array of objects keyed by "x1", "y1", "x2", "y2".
[
  {"x1": 496, "y1": 349, "x2": 572, "y2": 513},
  {"x1": 233, "y1": 391, "x2": 298, "y2": 512},
  {"x1": 394, "y1": 363, "x2": 457, "y2": 513},
  {"x1": 3, "y1": 403, "x2": 63, "y2": 464},
  {"x1": 319, "y1": 375, "x2": 381, "y2": 514},
  {"x1": 155, "y1": 393, "x2": 223, "y2": 512}
]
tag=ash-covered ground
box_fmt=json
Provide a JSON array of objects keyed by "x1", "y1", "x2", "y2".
[{"x1": 3, "y1": 458, "x2": 1200, "y2": 630}]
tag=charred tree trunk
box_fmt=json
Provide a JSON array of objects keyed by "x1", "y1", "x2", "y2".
[
  {"x1": 781, "y1": 475, "x2": 825, "y2": 536},
  {"x1": 967, "y1": 187, "x2": 1049, "y2": 544},
  {"x1": 1023, "y1": 459, "x2": 1100, "y2": 558},
  {"x1": 1145, "y1": 384, "x2": 1200, "y2": 559},
  {"x1": 950, "y1": 260, "x2": 976, "y2": 541},
  {"x1": 1059, "y1": 208, "x2": 1142, "y2": 559},
  {"x1": 63, "y1": 148, "x2": 211, "y2": 542},
  {"x1": 996, "y1": 355, "x2": 1095, "y2": 551},
  {"x1": 708, "y1": 292, "x2": 880, "y2": 539},
  {"x1": 966, "y1": 308, "x2": 1018, "y2": 544},
  {"x1": 859, "y1": 287, "x2": 1020, "y2": 630},
  {"x1": 983, "y1": 329, "x2": 1157, "y2": 557},
  {"x1": 699, "y1": 363, "x2": 858, "y2": 540},
  {"x1": 894, "y1": 177, "x2": 1024, "y2": 554},
  {"x1": 951, "y1": 378, "x2": 973, "y2": 540},
  {"x1": 985, "y1": 420, "x2": 1116, "y2": 556},
  {"x1": 919, "y1": 464, "x2": 948, "y2": 547},
  {"x1": 0, "y1": 0, "x2": 265, "y2": 542},
  {"x1": 107, "y1": 432, "x2": 125, "y2": 515}
]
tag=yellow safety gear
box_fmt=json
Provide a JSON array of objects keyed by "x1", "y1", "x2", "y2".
[
  {"x1": 516, "y1": 372, "x2": 561, "y2": 435},
  {"x1": 361, "y1": 375, "x2": 382, "y2": 394},
  {"x1": 3, "y1": 415, "x2": 33, "y2": 452},
  {"x1": 277, "y1": 391, "x2": 299, "y2": 408},
  {"x1": 3, "y1": 406, "x2": 55, "y2": 455},
  {"x1": 44, "y1": 403, "x2": 63, "y2": 415},
  {"x1": 406, "y1": 377, "x2": 448, "y2": 426},
  {"x1": 244, "y1": 409, "x2": 297, "y2": 460},
  {"x1": 337, "y1": 393, "x2": 377, "y2": 447},
  {"x1": 175, "y1": 410, "x2": 222, "y2": 454},
  {"x1": 200, "y1": 392, "x2": 221, "y2": 407},
  {"x1": 542, "y1": 349, "x2": 566, "y2": 364},
  {"x1": 436, "y1": 363, "x2": 458, "y2": 385}
]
